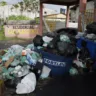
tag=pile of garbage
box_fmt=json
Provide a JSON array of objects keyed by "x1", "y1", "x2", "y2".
[
  {"x1": 0, "y1": 28, "x2": 78, "y2": 94},
  {"x1": 84, "y1": 22, "x2": 96, "y2": 41},
  {"x1": 0, "y1": 44, "x2": 49, "y2": 94},
  {"x1": 42, "y1": 28, "x2": 78, "y2": 57},
  {"x1": 75, "y1": 22, "x2": 96, "y2": 41},
  {"x1": 0, "y1": 28, "x2": 95, "y2": 94},
  {"x1": 71, "y1": 23, "x2": 96, "y2": 75},
  {"x1": 70, "y1": 40, "x2": 95, "y2": 75}
]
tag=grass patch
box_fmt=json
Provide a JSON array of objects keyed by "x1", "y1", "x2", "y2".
[
  {"x1": 8, "y1": 15, "x2": 32, "y2": 20},
  {"x1": 0, "y1": 33, "x2": 5, "y2": 40},
  {"x1": 0, "y1": 25, "x2": 6, "y2": 40}
]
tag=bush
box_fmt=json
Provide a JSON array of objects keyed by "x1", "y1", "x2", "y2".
[
  {"x1": 8, "y1": 15, "x2": 32, "y2": 20},
  {"x1": 35, "y1": 17, "x2": 40, "y2": 23}
]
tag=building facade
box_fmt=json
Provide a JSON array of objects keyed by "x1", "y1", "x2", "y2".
[{"x1": 0, "y1": 5, "x2": 56, "y2": 19}]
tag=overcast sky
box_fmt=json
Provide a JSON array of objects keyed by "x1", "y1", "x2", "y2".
[
  {"x1": 44, "y1": 4, "x2": 66, "y2": 13},
  {"x1": 0, "y1": 0, "x2": 66, "y2": 13}
]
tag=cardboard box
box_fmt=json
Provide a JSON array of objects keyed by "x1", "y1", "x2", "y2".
[{"x1": 4, "y1": 57, "x2": 14, "y2": 68}]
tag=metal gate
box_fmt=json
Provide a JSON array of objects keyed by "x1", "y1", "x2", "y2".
[{"x1": 45, "y1": 14, "x2": 56, "y2": 32}]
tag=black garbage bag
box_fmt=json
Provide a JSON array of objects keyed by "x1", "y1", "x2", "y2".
[
  {"x1": 56, "y1": 42, "x2": 70, "y2": 55},
  {"x1": 55, "y1": 28, "x2": 77, "y2": 36},
  {"x1": 70, "y1": 37, "x2": 77, "y2": 45},
  {"x1": 78, "y1": 40, "x2": 90, "y2": 61},
  {"x1": 83, "y1": 59, "x2": 94, "y2": 73},
  {"x1": 56, "y1": 40, "x2": 78, "y2": 57},
  {"x1": 30, "y1": 62, "x2": 43, "y2": 81},
  {"x1": 86, "y1": 22, "x2": 96, "y2": 34},
  {"x1": 68, "y1": 28, "x2": 77, "y2": 36},
  {"x1": 44, "y1": 48, "x2": 59, "y2": 55},
  {"x1": 81, "y1": 40, "x2": 87, "y2": 47},
  {"x1": 72, "y1": 63, "x2": 79, "y2": 70},
  {"x1": 64, "y1": 44, "x2": 78, "y2": 58},
  {"x1": 43, "y1": 32, "x2": 57, "y2": 38},
  {"x1": 33, "y1": 35, "x2": 44, "y2": 47},
  {"x1": 5, "y1": 77, "x2": 21, "y2": 88},
  {"x1": 85, "y1": 58, "x2": 94, "y2": 70},
  {"x1": 47, "y1": 37, "x2": 59, "y2": 49},
  {"x1": 78, "y1": 47, "x2": 90, "y2": 61}
]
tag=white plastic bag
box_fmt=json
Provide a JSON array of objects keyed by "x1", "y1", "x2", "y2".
[
  {"x1": 13, "y1": 65, "x2": 30, "y2": 77},
  {"x1": 73, "y1": 60, "x2": 85, "y2": 68},
  {"x1": 43, "y1": 36, "x2": 53, "y2": 43},
  {"x1": 40, "y1": 66, "x2": 51, "y2": 79},
  {"x1": 10, "y1": 45, "x2": 24, "y2": 56},
  {"x1": 16, "y1": 73, "x2": 36, "y2": 94}
]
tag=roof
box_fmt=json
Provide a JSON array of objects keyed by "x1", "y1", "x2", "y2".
[
  {"x1": 37, "y1": 13, "x2": 66, "y2": 19},
  {"x1": 45, "y1": 13, "x2": 66, "y2": 19},
  {"x1": 40, "y1": 0, "x2": 79, "y2": 6}
]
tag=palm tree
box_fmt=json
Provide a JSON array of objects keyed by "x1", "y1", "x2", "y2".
[
  {"x1": 13, "y1": 4, "x2": 19, "y2": 15},
  {"x1": 0, "y1": 1, "x2": 7, "y2": 6},
  {"x1": 18, "y1": 1, "x2": 25, "y2": 16},
  {"x1": 23, "y1": 0, "x2": 39, "y2": 19}
]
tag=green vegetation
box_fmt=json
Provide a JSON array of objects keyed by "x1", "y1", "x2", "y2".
[
  {"x1": 0, "y1": 25, "x2": 5, "y2": 40},
  {"x1": 0, "y1": 0, "x2": 39, "y2": 40},
  {"x1": 0, "y1": 1, "x2": 7, "y2": 6},
  {"x1": 35, "y1": 17, "x2": 40, "y2": 23},
  {"x1": 0, "y1": 15, "x2": 32, "y2": 40},
  {"x1": 8, "y1": 15, "x2": 31, "y2": 20}
]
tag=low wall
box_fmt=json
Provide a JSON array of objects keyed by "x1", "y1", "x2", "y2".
[{"x1": 4, "y1": 24, "x2": 40, "y2": 39}]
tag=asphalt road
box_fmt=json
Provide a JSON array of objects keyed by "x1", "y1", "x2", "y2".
[{"x1": 0, "y1": 40, "x2": 32, "y2": 49}]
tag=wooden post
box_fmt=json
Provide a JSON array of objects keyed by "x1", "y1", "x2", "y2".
[
  {"x1": 94, "y1": 0, "x2": 96, "y2": 22},
  {"x1": 66, "y1": 6, "x2": 70, "y2": 27},
  {"x1": 40, "y1": 3, "x2": 43, "y2": 35},
  {"x1": 78, "y1": 0, "x2": 87, "y2": 32}
]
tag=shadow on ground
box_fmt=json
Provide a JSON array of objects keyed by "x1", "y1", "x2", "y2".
[{"x1": 4, "y1": 73, "x2": 96, "y2": 96}]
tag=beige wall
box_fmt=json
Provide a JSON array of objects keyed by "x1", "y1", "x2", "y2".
[{"x1": 5, "y1": 25, "x2": 40, "y2": 39}]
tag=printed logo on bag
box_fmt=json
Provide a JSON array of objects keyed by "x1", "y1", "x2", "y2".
[{"x1": 44, "y1": 58, "x2": 66, "y2": 67}]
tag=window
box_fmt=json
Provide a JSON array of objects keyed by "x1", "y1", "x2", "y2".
[{"x1": 44, "y1": 11, "x2": 47, "y2": 14}]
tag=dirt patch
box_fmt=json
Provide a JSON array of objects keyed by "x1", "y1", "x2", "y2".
[{"x1": 0, "y1": 39, "x2": 33, "y2": 49}]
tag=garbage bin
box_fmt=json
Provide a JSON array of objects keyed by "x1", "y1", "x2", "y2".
[
  {"x1": 35, "y1": 49, "x2": 73, "y2": 76},
  {"x1": 77, "y1": 37, "x2": 96, "y2": 59}
]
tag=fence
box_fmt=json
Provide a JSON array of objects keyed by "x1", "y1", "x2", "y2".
[
  {"x1": 44, "y1": 14, "x2": 66, "y2": 32},
  {"x1": 80, "y1": 9, "x2": 94, "y2": 31},
  {"x1": 85, "y1": 9, "x2": 94, "y2": 25}
]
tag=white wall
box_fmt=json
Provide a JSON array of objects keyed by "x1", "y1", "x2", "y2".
[{"x1": 0, "y1": 5, "x2": 56, "y2": 19}]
